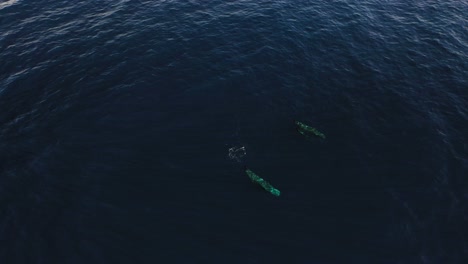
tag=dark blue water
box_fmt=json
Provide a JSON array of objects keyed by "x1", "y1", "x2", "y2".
[{"x1": 1, "y1": 0, "x2": 467, "y2": 263}]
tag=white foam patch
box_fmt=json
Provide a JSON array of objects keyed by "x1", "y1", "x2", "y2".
[
  {"x1": 0, "y1": 0, "x2": 20, "y2": 10},
  {"x1": 228, "y1": 145, "x2": 246, "y2": 162}
]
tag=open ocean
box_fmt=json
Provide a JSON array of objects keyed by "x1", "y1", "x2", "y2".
[{"x1": 1, "y1": 0, "x2": 467, "y2": 263}]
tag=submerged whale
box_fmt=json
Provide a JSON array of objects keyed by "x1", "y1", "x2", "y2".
[{"x1": 245, "y1": 168, "x2": 280, "y2": 197}]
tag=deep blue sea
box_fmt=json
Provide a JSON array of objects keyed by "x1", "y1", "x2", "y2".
[{"x1": 1, "y1": 0, "x2": 467, "y2": 263}]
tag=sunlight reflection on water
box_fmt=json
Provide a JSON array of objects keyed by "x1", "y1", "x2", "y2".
[{"x1": 0, "y1": 0, "x2": 20, "y2": 10}]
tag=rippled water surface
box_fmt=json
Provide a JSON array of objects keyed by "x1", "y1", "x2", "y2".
[{"x1": 1, "y1": 0, "x2": 467, "y2": 263}]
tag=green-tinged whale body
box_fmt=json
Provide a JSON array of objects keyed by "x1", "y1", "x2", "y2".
[
  {"x1": 295, "y1": 121, "x2": 326, "y2": 139},
  {"x1": 245, "y1": 169, "x2": 280, "y2": 197}
]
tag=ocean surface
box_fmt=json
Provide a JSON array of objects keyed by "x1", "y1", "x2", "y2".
[{"x1": 1, "y1": 0, "x2": 467, "y2": 263}]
